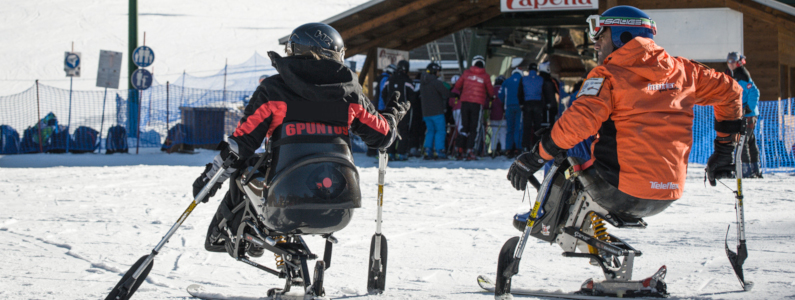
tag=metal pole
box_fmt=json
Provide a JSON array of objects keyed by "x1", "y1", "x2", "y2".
[
  {"x1": 98, "y1": 87, "x2": 108, "y2": 153},
  {"x1": 223, "y1": 58, "x2": 228, "y2": 102},
  {"x1": 136, "y1": 89, "x2": 142, "y2": 154},
  {"x1": 166, "y1": 81, "x2": 170, "y2": 132},
  {"x1": 128, "y1": 0, "x2": 137, "y2": 90},
  {"x1": 66, "y1": 76, "x2": 73, "y2": 153},
  {"x1": 35, "y1": 80, "x2": 43, "y2": 153}
]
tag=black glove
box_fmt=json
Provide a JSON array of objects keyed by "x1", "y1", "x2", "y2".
[
  {"x1": 193, "y1": 163, "x2": 223, "y2": 202},
  {"x1": 743, "y1": 105, "x2": 751, "y2": 115},
  {"x1": 507, "y1": 148, "x2": 548, "y2": 191},
  {"x1": 705, "y1": 140, "x2": 736, "y2": 186},
  {"x1": 383, "y1": 91, "x2": 410, "y2": 123}
]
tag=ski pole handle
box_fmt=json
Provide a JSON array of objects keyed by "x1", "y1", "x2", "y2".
[
  {"x1": 193, "y1": 157, "x2": 235, "y2": 204},
  {"x1": 528, "y1": 177, "x2": 541, "y2": 191}
]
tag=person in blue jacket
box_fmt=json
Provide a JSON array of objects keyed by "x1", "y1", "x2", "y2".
[
  {"x1": 376, "y1": 64, "x2": 397, "y2": 110},
  {"x1": 499, "y1": 68, "x2": 524, "y2": 158},
  {"x1": 727, "y1": 52, "x2": 762, "y2": 178},
  {"x1": 519, "y1": 63, "x2": 545, "y2": 152}
]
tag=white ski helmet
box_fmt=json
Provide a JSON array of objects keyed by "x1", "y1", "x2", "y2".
[
  {"x1": 472, "y1": 55, "x2": 486, "y2": 68},
  {"x1": 539, "y1": 61, "x2": 551, "y2": 74}
]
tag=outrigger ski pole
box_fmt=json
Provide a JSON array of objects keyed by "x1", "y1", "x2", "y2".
[
  {"x1": 367, "y1": 150, "x2": 389, "y2": 294},
  {"x1": 725, "y1": 123, "x2": 754, "y2": 291},
  {"x1": 105, "y1": 157, "x2": 235, "y2": 300}
]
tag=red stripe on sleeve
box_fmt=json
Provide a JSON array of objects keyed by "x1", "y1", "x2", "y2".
[
  {"x1": 233, "y1": 101, "x2": 287, "y2": 137},
  {"x1": 349, "y1": 103, "x2": 390, "y2": 135}
]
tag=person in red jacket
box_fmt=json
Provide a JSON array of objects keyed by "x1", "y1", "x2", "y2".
[{"x1": 451, "y1": 55, "x2": 495, "y2": 160}]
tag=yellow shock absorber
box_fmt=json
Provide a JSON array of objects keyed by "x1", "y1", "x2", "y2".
[
  {"x1": 587, "y1": 212, "x2": 611, "y2": 254},
  {"x1": 273, "y1": 236, "x2": 287, "y2": 268}
]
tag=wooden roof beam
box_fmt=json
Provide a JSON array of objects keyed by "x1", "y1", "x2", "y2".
[
  {"x1": 345, "y1": 2, "x2": 482, "y2": 57},
  {"x1": 399, "y1": 4, "x2": 502, "y2": 51},
  {"x1": 340, "y1": 0, "x2": 448, "y2": 39}
]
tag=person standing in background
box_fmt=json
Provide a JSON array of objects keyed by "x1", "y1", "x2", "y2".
[
  {"x1": 726, "y1": 52, "x2": 762, "y2": 178},
  {"x1": 451, "y1": 55, "x2": 495, "y2": 160},
  {"x1": 519, "y1": 63, "x2": 544, "y2": 152},
  {"x1": 490, "y1": 76, "x2": 507, "y2": 157},
  {"x1": 383, "y1": 60, "x2": 416, "y2": 161},
  {"x1": 538, "y1": 61, "x2": 560, "y2": 129},
  {"x1": 408, "y1": 73, "x2": 426, "y2": 158},
  {"x1": 420, "y1": 62, "x2": 451, "y2": 159},
  {"x1": 500, "y1": 68, "x2": 524, "y2": 158}
]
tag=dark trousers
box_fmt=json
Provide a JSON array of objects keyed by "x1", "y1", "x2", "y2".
[
  {"x1": 741, "y1": 116, "x2": 760, "y2": 164},
  {"x1": 522, "y1": 101, "x2": 545, "y2": 150},
  {"x1": 457, "y1": 102, "x2": 482, "y2": 150},
  {"x1": 579, "y1": 167, "x2": 675, "y2": 220},
  {"x1": 388, "y1": 117, "x2": 410, "y2": 155},
  {"x1": 408, "y1": 109, "x2": 425, "y2": 149}
]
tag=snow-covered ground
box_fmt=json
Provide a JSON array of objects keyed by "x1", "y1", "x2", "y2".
[
  {"x1": 1, "y1": 151, "x2": 794, "y2": 299},
  {"x1": 1, "y1": 0, "x2": 369, "y2": 95}
]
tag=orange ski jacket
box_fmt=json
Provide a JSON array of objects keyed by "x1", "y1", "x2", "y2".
[{"x1": 542, "y1": 37, "x2": 742, "y2": 200}]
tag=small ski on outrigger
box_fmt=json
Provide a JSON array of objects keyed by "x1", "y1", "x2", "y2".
[
  {"x1": 477, "y1": 270, "x2": 667, "y2": 300},
  {"x1": 723, "y1": 119, "x2": 754, "y2": 291}
]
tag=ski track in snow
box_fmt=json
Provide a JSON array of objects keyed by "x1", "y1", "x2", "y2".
[{"x1": 1, "y1": 150, "x2": 794, "y2": 299}]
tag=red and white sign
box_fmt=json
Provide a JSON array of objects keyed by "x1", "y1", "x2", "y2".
[
  {"x1": 501, "y1": 0, "x2": 598, "y2": 12},
  {"x1": 376, "y1": 48, "x2": 409, "y2": 70}
]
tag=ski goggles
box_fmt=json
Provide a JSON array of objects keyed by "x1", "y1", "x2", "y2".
[{"x1": 586, "y1": 15, "x2": 657, "y2": 42}]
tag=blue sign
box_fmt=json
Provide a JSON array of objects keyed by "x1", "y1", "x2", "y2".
[
  {"x1": 65, "y1": 53, "x2": 80, "y2": 69},
  {"x1": 131, "y1": 68, "x2": 153, "y2": 90},
  {"x1": 132, "y1": 46, "x2": 155, "y2": 68}
]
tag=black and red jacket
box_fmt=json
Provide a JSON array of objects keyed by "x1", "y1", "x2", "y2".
[{"x1": 229, "y1": 52, "x2": 397, "y2": 159}]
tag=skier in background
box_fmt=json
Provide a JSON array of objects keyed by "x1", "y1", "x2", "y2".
[
  {"x1": 500, "y1": 68, "x2": 524, "y2": 158},
  {"x1": 193, "y1": 23, "x2": 409, "y2": 258},
  {"x1": 726, "y1": 52, "x2": 762, "y2": 178},
  {"x1": 490, "y1": 76, "x2": 507, "y2": 157},
  {"x1": 383, "y1": 60, "x2": 416, "y2": 161},
  {"x1": 420, "y1": 62, "x2": 451, "y2": 159},
  {"x1": 519, "y1": 63, "x2": 544, "y2": 152},
  {"x1": 451, "y1": 55, "x2": 494, "y2": 160}
]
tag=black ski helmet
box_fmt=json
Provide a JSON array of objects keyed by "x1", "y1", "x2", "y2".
[
  {"x1": 426, "y1": 62, "x2": 441, "y2": 74},
  {"x1": 285, "y1": 23, "x2": 345, "y2": 62},
  {"x1": 385, "y1": 64, "x2": 397, "y2": 74},
  {"x1": 495, "y1": 75, "x2": 506, "y2": 86},
  {"x1": 397, "y1": 60, "x2": 410, "y2": 73}
]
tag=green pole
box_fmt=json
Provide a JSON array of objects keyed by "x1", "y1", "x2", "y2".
[
  {"x1": 128, "y1": 0, "x2": 137, "y2": 90},
  {"x1": 128, "y1": 0, "x2": 138, "y2": 136}
]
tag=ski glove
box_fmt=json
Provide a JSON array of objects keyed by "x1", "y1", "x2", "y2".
[
  {"x1": 383, "y1": 91, "x2": 410, "y2": 123},
  {"x1": 193, "y1": 163, "x2": 224, "y2": 202},
  {"x1": 705, "y1": 139, "x2": 736, "y2": 186},
  {"x1": 508, "y1": 150, "x2": 547, "y2": 191}
]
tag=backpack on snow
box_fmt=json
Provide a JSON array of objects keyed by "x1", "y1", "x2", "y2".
[
  {"x1": 0, "y1": 125, "x2": 20, "y2": 154},
  {"x1": 70, "y1": 126, "x2": 99, "y2": 153},
  {"x1": 47, "y1": 125, "x2": 72, "y2": 153},
  {"x1": 161, "y1": 124, "x2": 193, "y2": 153},
  {"x1": 106, "y1": 125, "x2": 128, "y2": 154}
]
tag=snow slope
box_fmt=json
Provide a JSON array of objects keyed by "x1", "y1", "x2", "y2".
[
  {"x1": 1, "y1": 152, "x2": 794, "y2": 299},
  {"x1": 0, "y1": 0, "x2": 369, "y2": 95}
]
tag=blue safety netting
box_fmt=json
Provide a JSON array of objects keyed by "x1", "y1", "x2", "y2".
[{"x1": 690, "y1": 100, "x2": 795, "y2": 173}]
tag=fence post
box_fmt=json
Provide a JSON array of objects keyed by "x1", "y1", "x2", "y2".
[
  {"x1": 136, "y1": 89, "x2": 142, "y2": 154},
  {"x1": 166, "y1": 81, "x2": 170, "y2": 132},
  {"x1": 98, "y1": 87, "x2": 108, "y2": 153},
  {"x1": 35, "y1": 80, "x2": 43, "y2": 153},
  {"x1": 66, "y1": 76, "x2": 73, "y2": 152},
  {"x1": 761, "y1": 119, "x2": 766, "y2": 173},
  {"x1": 223, "y1": 58, "x2": 228, "y2": 102}
]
